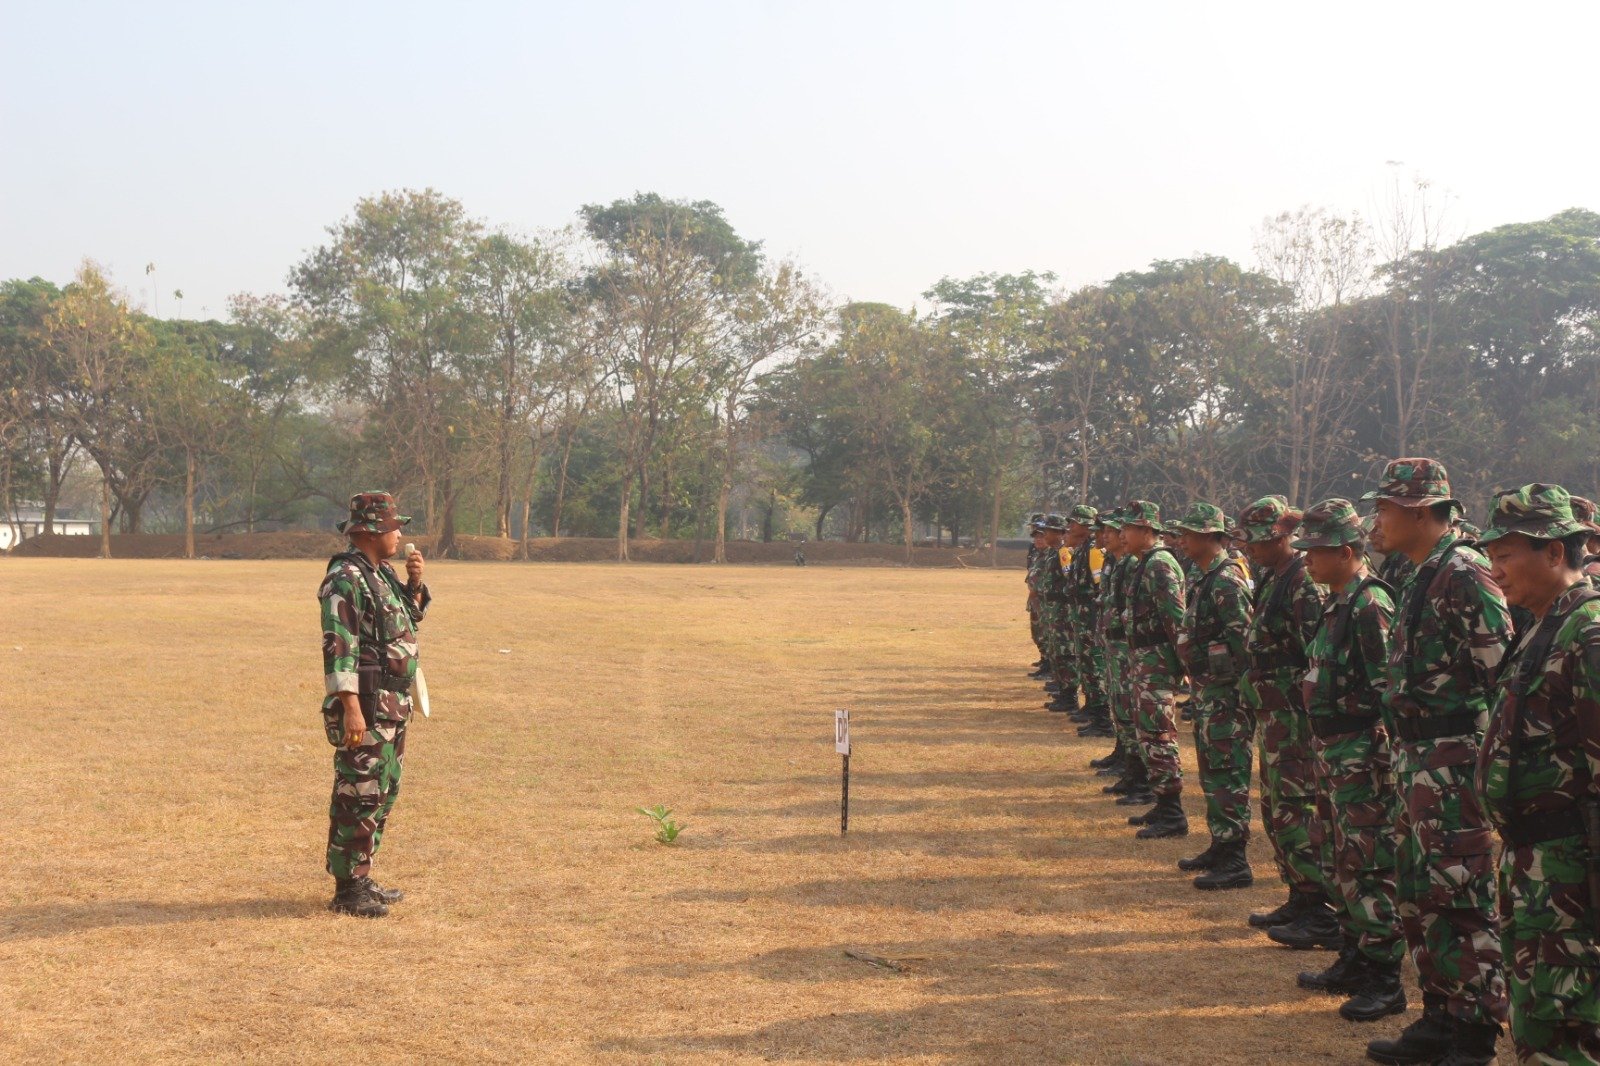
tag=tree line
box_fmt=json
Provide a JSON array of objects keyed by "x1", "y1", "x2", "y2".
[{"x1": 4, "y1": 185, "x2": 1599, "y2": 561}]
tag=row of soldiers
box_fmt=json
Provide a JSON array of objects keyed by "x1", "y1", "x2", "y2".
[{"x1": 1024, "y1": 459, "x2": 1600, "y2": 1066}]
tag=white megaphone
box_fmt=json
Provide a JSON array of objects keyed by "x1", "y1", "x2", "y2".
[{"x1": 403, "y1": 542, "x2": 431, "y2": 718}]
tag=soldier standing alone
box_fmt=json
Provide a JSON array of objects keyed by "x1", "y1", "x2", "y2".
[{"x1": 319, "y1": 491, "x2": 431, "y2": 918}]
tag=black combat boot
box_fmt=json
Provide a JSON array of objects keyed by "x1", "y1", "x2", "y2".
[
  {"x1": 1176, "y1": 839, "x2": 1220, "y2": 872},
  {"x1": 1339, "y1": 957, "x2": 1407, "y2": 1022},
  {"x1": 1298, "y1": 935, "x2": 1363, "y2": 993},
  {"x1": 1135, "y1": 793, "x2": 1189, "y2": 839},
  {"x1": 1106, "y1": 762, "x2": 1147, "y2": 795},
  {"x1": 1044, "y1": 680, "x2": 1061, "y2": 694},
  {"x1": 1365, "y1": 994, "x2": 1453, "y2": 1065},
  {"x1": 1118, "y1": 786, "x2": 1156, "y2": 810},
  {"x1": 1030, "y1": 660, "x2": 1052, "y2": 679},
  {"x1": 1095, "y1": 758, "x2": 1126, "y2": 776},
  {"x1": 1077, "y1": 719, "x2": 1114, "y2": 738},
  {"x1": 1192, "y1": 840, "x2": 1252, "y2": 889},
  {"x1": 1248, "y1": 888, "x2": 1298, "y2": 929},
  {"x1": 1089, "y1": 742, "x2": 1124, "y2": 770},
  {"x1": 359, "y1": 875, "x2": 405, "y2": 905},
  {"x1": 1433, "y1": 1021, "x2": 1500, "y2": 1066},
  {"x1": 1267, "y1": 893, "x2": 1341, "y2": 949},
  {"x1": 329, "y1": 878, "x2": 389, "y2": 918},
  {"x1": 1045, "y1": 695, "x2": 1074, "y2": 712}
]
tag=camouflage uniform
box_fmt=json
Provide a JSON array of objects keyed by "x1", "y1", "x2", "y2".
[
  {"x1": 1173, "y1": 502, "x2": 1254, "y2": 845},
  {"x1": 1026, "y1": 513, "x2": 1048, "y2": 664},
  {"x1": 1367, "y1": 459, "x2": 1510, "y2": 1029},
  {"x1": 320, "y1": 492, "x2": 430, "y2": 884},
  {"x1": 1294, "y1": 499, "x2": 1405, "y2": 969},
  {"x1": 1123, "y1": 501, "x2": 1188, "y2": 799},
  {"x1": 1064, "y1": 505, "x2": 1108, "y2": 720},
  {"x1": 1477, "y1": 485, "x2": 1600, "y2": 1063},
  {"x1": 1098, "y1": 512, "x2": 1139, "y2": 763},
  {"x1": 1032, "y1": 514, "x2": 1077, "y2": 705},
  {"x1": 1239, "y1": 496, "x2": 1328, "y2": 897}
]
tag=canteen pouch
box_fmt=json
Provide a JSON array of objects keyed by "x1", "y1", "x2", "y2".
[{"x1": 1205, "y1": 642, "x2": 1240, "y2": 683}]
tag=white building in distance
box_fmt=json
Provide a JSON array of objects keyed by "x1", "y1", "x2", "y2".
[{"x1": 1, "y1": 507, "x2": 95, "y2": 551}]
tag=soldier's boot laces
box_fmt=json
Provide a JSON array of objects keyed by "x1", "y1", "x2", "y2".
[
  {"x1": 1339, "y1": 957, "x2": 1407, "y2": 1022},
  {"x1": 1267, "y1": 894, "x2": 1341, "y2": 950},
  {"x1": 359, "y1": 876, "x2": 405, "y2": 905},
  {"x1": 1248, "y1": 888, "x2": 1298, "y2": 929},
  {"x1": 1192, "y1": 840, "x2": 1252, "y2": 889},
  {"x1": 329, "y1": 878, "x2": 389, "y2": 918},
  {"x1": 1134, "y1": 794, "x2": 1189, "y2": 839},
  {"x1": 1297, "y1": 935, "x2": 1363, "y2": 993},
  {"x1": 1432, "y1": 1021, "x2": 1500, "y2": 1066},
  {"x1": 1176, "y1": 840, "x2": 1220, "y2": 872},
  {"x1": 1089, "y1": 742, "x2": 1124, "y2": 770},
  {"x1": 1365, "y1": 994, "x2": 1453, "y2": 1065}
]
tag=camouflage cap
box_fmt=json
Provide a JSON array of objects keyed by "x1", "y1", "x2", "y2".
[
  {"x1": 1570, "y1": 496, "x2": 1600, "y2": 533},
  {"x1": 1170, "y1": 501, "x2": 1229, "y2": 535},
  {"x1": 1360, "y1": 457, "x2": 1461, "y2": 509},
  {"x1": 1096, "y1": 507, "x2": 1126, "y2": 530},
  {"x1": 1120, "y1": 499, "x2": 1161, "y2": 531},
  {"x1": 1477, "y1": 483, "x2": 1591, "y2": 546},
  {"x1": 1032, "y1": 512, "x2": 1068, "y2": 533},
  {"x1": 338, "y1": 490, "x2": 411, "y2": 535},
  {"x1": 1235, "y1": 495, "x2": 1300, "y2": 543},
  {"x1": 1291, "y1": 497, "x2": 1364, "y2": 550},
  {"x1": 1066, "y1": 504, "x2": 1099, "y2": 526},
  {"x1": 1029, "y1": 512, "x2": 1046, "y2": 523}
]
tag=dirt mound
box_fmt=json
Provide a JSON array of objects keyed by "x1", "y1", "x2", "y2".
[{"x1": 9, "y1": 531, "x2": 1026, "y2": 567}]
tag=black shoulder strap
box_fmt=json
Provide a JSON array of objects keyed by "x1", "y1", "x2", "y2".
[
  {"x1": 1404, "y1": 541, "x2": 1463, "y2": 636},
  {"x1": 1135, "y1": 547, "x2": 1176, "y2": 593},
  {"x1": 1265, "y1": 554, "x2": 1307, "y2": 619},
  {"x1": 1506, "y1": 588, "x2": 1600, "y2": 697}
]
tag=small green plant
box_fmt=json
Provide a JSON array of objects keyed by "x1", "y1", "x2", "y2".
[{"x1": 637, "y1": 804, "x2": 684, "y2": 844}]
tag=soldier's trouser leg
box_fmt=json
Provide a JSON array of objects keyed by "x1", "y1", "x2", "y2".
[
  {"x1": 1104, "y1": 648, "x2": 1135, "y2": 752},
  {"x1": 326, "y1": 718, "x2": 407, "y2": 880},
  {"x1": 1253, "y1": 672, "x2": 1323, "y2": 894},
  {"x1": 1030, "y1": 608, "x2": 1047, "y2": 661},
  {"x1": 1193, "y1": 686, "x2": 1252, "y2": 843},
  {"x1": 1076, "y1": 610, "x2": 1107, "y2": 712},
  {"x1": 1312, "y1": 727, "x2": 1403, "y2": 965},
  {"x1": 1393, "y1": 736, "x2": 1506, "y2": 1026},
  {"x1": 1132, "y1": 662, "x2": 1182, "y2": 797},
  {"x1": 1499, "y1": 839, "x2": 1600, "y2": 1064},
  {"x1": 1053, "y1": 631, "x2": 1077, "y2": 698}
]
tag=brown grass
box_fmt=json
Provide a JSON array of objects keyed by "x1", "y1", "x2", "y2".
[
  {"x1": 11, "y1": 532, "x2": 1025, "y2": 567},
  {"x1": 1, "y1": 560, "x2": 1417, "y2": 1064}
]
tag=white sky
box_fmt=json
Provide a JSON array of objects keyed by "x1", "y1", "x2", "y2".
[{"x1": 2, "y1": 0, "x2": 1595, "y2": 319}]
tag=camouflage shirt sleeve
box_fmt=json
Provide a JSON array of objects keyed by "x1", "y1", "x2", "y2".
[
  {"x1": 1151, "y1": 552, "x2": 1187, "y2": 646},
  {"x1": 1215, "y1": 568, "x2": 1254, "y2": 664},
  {"x1": 319, "y1": 565, "x2": 362, "y2": 696},
  {"x1": 1354, "y1": 584, "x2": 1395, "y2": 697},
  {"x1": 1444, "y1": 552, "x2": 1511, "y2": 689},
  {"x1": 1289, "y1": 569, "x2": 1326, "y2": 656}
]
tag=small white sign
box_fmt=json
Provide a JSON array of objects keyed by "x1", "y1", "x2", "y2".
[{"x1": 834, "y1": 708, "x2": 851, "y2": 755}]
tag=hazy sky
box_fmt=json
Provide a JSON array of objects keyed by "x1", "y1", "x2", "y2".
[{"x1": 3, "y1": 1, "x2": 1595, "y2": 319}]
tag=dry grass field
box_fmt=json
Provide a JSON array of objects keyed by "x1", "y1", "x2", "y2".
[{"x1": 1, "y1": 560, "x2": 1425, "y2": 1064}]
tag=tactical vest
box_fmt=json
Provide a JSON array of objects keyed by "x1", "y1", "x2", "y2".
[{"x1": 327, "y1": 551, "x2": 414, "y2": 726}]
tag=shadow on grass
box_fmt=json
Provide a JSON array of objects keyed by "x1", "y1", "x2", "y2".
[
  {"x1": 599, "y1": 932, "x2": 1350, "y2": 1064},
  {"x1": 0, "y1": 897, "x2": 311, "y2": 943}
]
